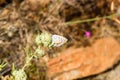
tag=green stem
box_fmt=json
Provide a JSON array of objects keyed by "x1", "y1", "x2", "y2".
[
  {"x1": 65, "y1": 14, "x2": 117, "y2": 25},
  {"x1": 22, "y1": 46, "x2": 40, "y2": 70},
  {"x1": 0, "y1": 61, "x2": 7, "y2": 71},
  {"x1": 22, "y1": 56, "x2": 33, "y2": 70}
]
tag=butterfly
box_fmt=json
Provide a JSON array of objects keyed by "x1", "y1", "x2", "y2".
[{"x1": 51, "y1": 34, "x2": 68, "y2": 47}]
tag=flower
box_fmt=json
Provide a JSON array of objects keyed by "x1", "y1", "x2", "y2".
[
  {"x1": 35, "y1": 31, "x2": 52, "y2": 47},
  {"x1": 85, "y1": 31, "x2": 91, "y2": 38},
  {"x1": 12, "y1": 69, "x2": 27, "y2": 80},
  {"x1": 36, "y1": 47, "x2": 44, "y2": 57}
]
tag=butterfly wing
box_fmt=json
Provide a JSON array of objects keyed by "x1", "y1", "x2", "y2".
[{"x1": 52, "y1": 35, "x2": 68, "y2": 47}]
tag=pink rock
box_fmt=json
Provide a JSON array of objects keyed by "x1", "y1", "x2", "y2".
[{"x1": 47, "y1": 37, "x2": 120, "y2": 80}]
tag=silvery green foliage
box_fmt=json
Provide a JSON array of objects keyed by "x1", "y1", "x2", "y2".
[
  {"x1": 51, "y1": 34, "x2": 68, "y2": 47},
  {"x1": 36, "y1": 47, "x2": 44, "y2": 57},
  {"x1": 0, "y1": 61, "x2": 7, "y2": 71},
  {"x1": 35, "y1": 34, "x2": 41, "y2": 45},
  {"x1": 12, "y1": 69, "x2": 27, "y2": 80},
  {"x1": 35, "y1": 32, "x2": 52, "y2": 47}
]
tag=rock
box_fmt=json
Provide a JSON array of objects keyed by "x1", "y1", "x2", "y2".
[{"x1": 47, "y1": 37, "x2": 120, "y2": 80}]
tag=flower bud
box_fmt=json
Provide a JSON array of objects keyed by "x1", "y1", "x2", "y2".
[
  {"x1": 12, "y1": 69, "x2": 27, "y2": 80},
  {"x1": 35, "y1": 31, "x2": 52, "y2": 47},
  {"x1": 36, "y1": 47, "x2": 45, "y2": 57}
]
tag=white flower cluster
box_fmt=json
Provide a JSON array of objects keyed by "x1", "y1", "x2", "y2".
[{"x1": 12, "y1": 69, "x2": 27, "y2": 80}]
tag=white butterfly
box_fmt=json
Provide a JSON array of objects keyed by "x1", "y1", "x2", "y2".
[{"x1": 51, "y1": 34, "x2": 68, "y2": 47}]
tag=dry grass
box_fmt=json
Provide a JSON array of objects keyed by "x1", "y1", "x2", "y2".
[{"x1": 0, "y1": 0, "x2": 120, "y2": 80}]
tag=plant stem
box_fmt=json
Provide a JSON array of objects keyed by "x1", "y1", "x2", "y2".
[
  {"x1": 65, "y1": 13, "x2": 117, "y2": 25},
  {"x1": 22, "y1": 56, "x2": 33, "y2": 70}
]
